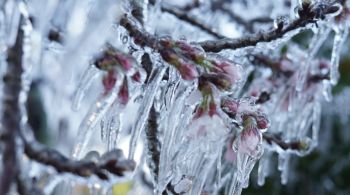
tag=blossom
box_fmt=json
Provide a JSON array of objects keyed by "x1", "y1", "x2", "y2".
[
  {"x1": 234, "y1": 116, "x2": 262, "y2": 157},
  {"x1": 102, "y1": 70, "x2": 117, "y2": 93},
  {"x1": 118, "y1": 77, "x2": 129, "y2": 105},
  {"x1": 177, "y1": 62, "x2": 199, "y2": 80}
]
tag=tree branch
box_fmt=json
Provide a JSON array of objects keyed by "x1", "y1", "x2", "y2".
[
  {"x1": 198, "y1": 2, "x2": 341, "y2": 52},
  {"x1": 145, "y1": 104, "x2": 161, "y2": 183},
  {"x1": 23, "y1": 139, "x2": 135, "y2": 180},
  {"x1": 161, "y1": 4, "x2": 225, "y2": 39},
  {"x1": 263, "y1": 133, "x2": 309, "y2": 151},
  {"x1": 0, "y1": 18, "x2": 24, "y2": 195}
]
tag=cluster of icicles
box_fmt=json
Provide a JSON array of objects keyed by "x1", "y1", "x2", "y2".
[
  {"x1": 70, "y1": 17, "x2": 349, "y2": 195},
  {"x1": 0, "y1": 0, "x2": 349, "y2": 195}
]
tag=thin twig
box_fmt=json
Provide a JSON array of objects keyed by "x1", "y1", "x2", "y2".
[
  {"x1": 161, "y1": 4, "x2": 225, "y2": 39},
  {"x1": 263, "y1": 133, "x2": 309, "y2": 151},
  {"x1": 198, "y1": 17, "x2": 310, "y2": 52}
]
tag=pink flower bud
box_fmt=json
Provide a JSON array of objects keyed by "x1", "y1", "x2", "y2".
[
  {"x1": 255, "y1": 114, "x2": 269, "y2": 130},
  {"x1": 193, "y1": 106, "x2": 205, "y2": 119},
  {"x1": 131, "y1": 71, "x2": 141, "y2": 83},
  {"x1": 178, "y1": 62, "x2": 199, "y2": 80},
  {"x1": 160, "y1": 49, "x2": 180, "y2": 65},
  {"x1": 176, "y1": 40, "x2": 205, "y2": 63},
  {"x1": 236, "y1": 117, "x2": 261, "y2": 155},
  {"x1": 208, "y1": 101, "x2": 217, "y2": 117},
  {"x1": 213, "y1": 61, "x2": 243, "y2": 86},
  {"x1": 102, "y1": 70, "x2": 117, "y2": 93},
  {"x1": 118, "y1": 78, "x2": 129, "y2": 105},
  {"x1": 115, "y1": 53, "x2": 133, "y2": 71},
  {"x1": 221, "y1": 98, "x2": 239, "y2": 116}
]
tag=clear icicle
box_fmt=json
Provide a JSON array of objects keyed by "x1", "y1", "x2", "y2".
[
  {"x1": 157, "y1": 84, "x2": 196, "y2": 193},
  {"x1": 296, "y1": 27, "x2": 331, "y2": 91},
  {"x1": 257, "y1": 152, "x2": 271, "y2": 186},
  {"x1": 107, "y1": 113, "x2": 121, "y2": 151},
  {"x1": 322, "y1": 80, "x2": 333, "y2": 102},
  {"x1": 312, "y1": 101, "x2": 321, "y2": 146},
  {"x1": 278, "y1": 153, "x2": 290, "y2": 185},
  {"x1": 72, "y1": 83, "x2": 121, "y2": 159},
  {"x1": 128, "y1": 66, "x2": 166, "y2": 160},
  {"x1": 72, "y1": 65, "x2": 100, "y2": 111},
  {"x1": 229, "y1": 155, "x2": 260, "y2": 195},
  {"x1": 330, "y1": 27, "x2": 349, "y2": 85}
]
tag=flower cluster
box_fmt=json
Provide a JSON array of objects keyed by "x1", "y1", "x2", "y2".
[
  {"x1": 159, "y1": 38, "x2": 243, "y2": 91},
  {"x1": 94, "y1": 45, "x2": 143, "y2": 104}
]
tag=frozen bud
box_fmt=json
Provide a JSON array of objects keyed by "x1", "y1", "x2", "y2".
[
  {"x1": 175, "y1": 40, "x2": 205, "y2": 63},
  {"x1": 294, "y1": 137, "x2": 314, "y2": 156},
  {"x1": 211, "y1": 60, "x2": 244, "y2": 87},
  {"x1": 95, "y1": 53, "x2": 116, "y2": 71},
  {"x1": 234, "y1": 116, "x2": 262, "y2": 157},
  {"x1": 115, "y1": 53, "x2": 133, "y2": 71},
  {"x1": 102, "y1": 70, "x2": 117, "y2": 93},
  {"x1": 255, "y1": 114, "x2": 269, "y2": 131},
  {"x1": 274, "y1": 16, "x2": 288, "y2": 31},
  {"x1": 221, "y1": 98, "x2": 239, "y2": 116},
  {"x1": 193, "y1": 106, "x2": 205, "y2": 119},
  {"x1": 160, "y1": 49, "x2": 180, "y2": 65},
  {"x1": 177, "y1": 62, "x2": 199, "y2": 80},
  {"x1": 118, "y1": 77, "x2": 129, "y2": 105},
  {"x1": 131, "y1": 71, "x2": 141, "y2": 82},
  {"x1": 208, "y1": 100, "x2": 217, "y2": 117},
  {"x1": 201, "y1": 73, "x2": 232, "y2": 91},
  {"x1": 159, "y1": 37, "x2": 174, "y2": 48}
]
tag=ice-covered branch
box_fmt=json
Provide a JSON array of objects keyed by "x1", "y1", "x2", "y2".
[
  {"x1": 0, "y1": 19, "x2": 24, "y2": 195},
  {"x1": 198, "y1": 1, "x2": 342, "y2": 52},
  {"x1": 263, "y1": 133, "x2": 310, "y2": 151},
  {"x1": 24, "y1": 139, "x2": 135, "y2": 180},
  {"x1": 145, "y1": 104, "x2": 161, "y2": 183}
]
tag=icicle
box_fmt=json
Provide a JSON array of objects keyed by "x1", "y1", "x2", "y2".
[
  {"x1": 215, "y1": 147, "x2": 223, "y2": 192},
  {"x1": 296, "y1": 27, "x2": 331, "y2": 91},
  {"x1": 106, "y1": 114, "x2": 121, "y2": 151},
  {"x1": 71, "y1": 82, "x2": 121, "y2": 159},
  {"x1": 311, "y1": 101, "x2": 321, "y2": 146},
  {"x1": 72, "y1": 65, "x2": 100, "y2": 111},
  {"x1": 278, "y1": 153, "x2": 290, "y2": 185},
  {"x1": 330, "y1": 27, "x2": 349, "y2": 85},
  {"x1": 157, "y1": 84, "x2": 196, "y2": 193},
  {"x1": 257, "y1": 152, "x2": 271, "y2": 186},
  {"x1": 322, "y1": 80, "x2": 333, "y2": 102},
  {"x1": 128, "y1": 66, "x2": 166, "y2": 160},
  {"x1": 229, "y1": 155, "x2": 261, "y2": 195}
]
